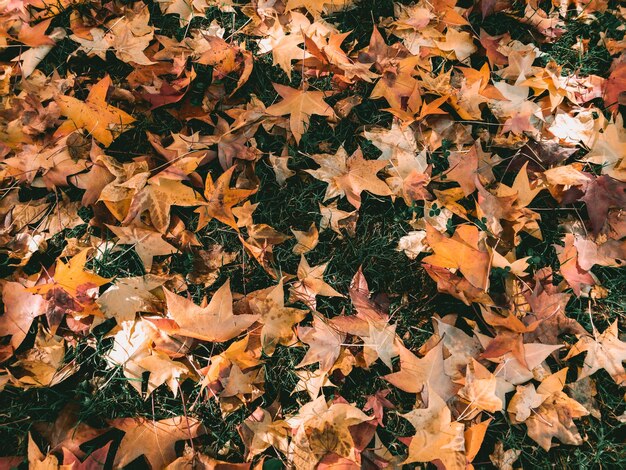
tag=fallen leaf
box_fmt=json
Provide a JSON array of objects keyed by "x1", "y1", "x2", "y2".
[
  {"x1": 265, "y1": 84, "x2": 336, "y2": 143},
  {"x1": 112, "y1": 416, "x2": 206, "y2": 469},
  {"x1": 164, "y1": 280, "x2": 259, "y2": 342},
  {"x1": 107, "y1": 224, "x2": 178, "y2": 272},
  {"x1": 565, "y1": 321, "x2": 626, "y2": 385},
  {"x1": 55, "y1": 76, "x2": 135, "y2": 146},
  {"x1": 196, "y1": 167, "x2": 257, "y2": 231}
]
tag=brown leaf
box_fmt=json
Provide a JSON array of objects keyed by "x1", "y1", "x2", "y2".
[
  {"x1": 107, "y1": 224, "x2": 178, "y2": 272},
  {"x1": 196, "y1": 167, "x2": 257, "y2": 232},
  {"x1": 34, "y1": 403, "x2": 106, "y2": 458},
  {"x1": 565, "y1": 320, "x2": 626, "y2": 385},
  {"x1": 164, "y1": 280, "x2": 259, "y2": 342},
  {"x1": 112, "y1": 416, "x2": 206, "y2": 469},
  {"x1": 265, "y1": 84, "x2": 336, "y2": 143},
  {"x1": 54, "y1": 76, "x2": 135, "y2": 146},
  {"x1": 306, "y1": 147, "x2": 391, "y2": 209},
  {"x1": 384, "y1": 340, "x2": 457, "y2": 401}
]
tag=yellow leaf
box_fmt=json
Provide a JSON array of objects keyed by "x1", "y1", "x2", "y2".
[{"x1": 55, "y1": 76, "x2": 135, "y2": 146}]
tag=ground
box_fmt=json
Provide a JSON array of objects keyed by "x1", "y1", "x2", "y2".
[{"x1": 0, "y1": 0, "x2": 625, "y2": 469}]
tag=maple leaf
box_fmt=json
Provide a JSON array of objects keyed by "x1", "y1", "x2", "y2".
[
  {"x1": 258, "y1": 23, "x2": 307, "y2": 79},
  {"x1": 511, "y1": 162, "x2": 544, "y2": 208},
  {"x1": 400, "y1": 385, "x2": 466, "y2": 468},
  {"x1": 490, "y1": 442, "x2": 521, "y2": 470},
  {"x1": 159, "y1": 0, "x2": 207, "y2": 26},
  {"x1": 424, "y1": 264, "x2": 493, "y2": 306},
  {"x1": 422, "y1": 223, "x2": 492, "y2": 291},
  {"x1": 579, "y1": 175, "x2": 626, "y2": 235},
  {"x1": 384, "y1": 340, "x2": 457, "y2": 401},
  {"x1": 604, "y1": 62, "x2": 626, "y2": 114},
  {"x1": 196, "y1": 36, "x2": 253, "y2": 96},
  {"x1": 385, "y1": 149, "x2": 431, "y2": 204},
  {"x1": 293, "y1": 367, "x2": 337, "y2": 400},
  {"x1": 220, "y1": 362, "x2": 264, "y2": 402},
  {"x1": 164, "y1": 280, "x2": 259, "y2": 342},
  {"x1": 455, "y1": 79, "x2": 488, "y2": 119},
  {"x1": 297, "y1": 315, "x2": 346, "y2": 372},
  {"x1": 581, "y1": 118, "x2": 626, "y2": 182},
  {"x1": 232, "y1": 200, "x2": 259, "y2": 228},
  {"x1": 360, "y1": 320, "x2": 399, "y2": 369},
  {"x1": 349, "y1": 267, "x2": 391, "y2": 321},
  {"x1": 247, "y1": 279, "x2": 308, "y2": 355},
  {"x1": 285, "y1": 0, "x2": 338, "y2": 17},
  {"x1": 135, "y1": 351, "x2": 190, "y2": 398},
  {"x1": 29, "y1": 249, "x2": 110, "y2": 331},
  {"x1": 104, "y1": 318, "x2": 160, "y2": 391},
  {"x1": 565, "y1": 321, "x2": 626, "y2": 385},
  {"x1": 291, "y1": 223, "x2": 319, "y2": 255},
  {"x1": 200, "y1": 337, "x2": 264, "y2": 409},
  {"x1": 435, "y1": 28, "x2": 477, "y2": 62},
  {"x1": 54, "y1": 76, "x2": 136, "y2": 146},
  {"x1": 111, "y1": 416, "x2": 206, "y2": 469},
  {"x1": 17, "y1": 18, "x2": 55, "y2": 47},
  {"x1": 124, "y1": 175, "x2": 201, "y2": 233},
  {"x1": 187, "y1": 245, "x2": 238, "y2": 286},
  {"x1": 0, "y1": 282, "x2": 47, "y2": 351},
  {"x1": 444, "y1": 142, "x2": 495, "y2": 196},
  {"x1": 508, "y1": 368, "x2": 589, "y2": 451},
  {"x1": 554, "y1": 233, "x2": 595, "y2": 296},
  {"x1": 107, "y1": 224, "x2": 178, "y2": 272},
  {"x1": 70, "y1": 28, "x2": 111, "y2": 61},
  {"x1": 330, "y1": 269, "x2": 400, "y2": 369},
  {"x1": 11, "y1": 324, "x2": 78, "y2": 388},
  {"x1": 457, "y1": 358, "x2": 503, "y2": 417},
  {"x1": 238, "y1": 406, "x2": 290, "y2": 461},
  {"x1": 475, "y1": 179, "x2": 523, "y2": 238},
  {"x1": 567, "y1": 376, "x2": 601, "y2": 420},
  {"x1": 196, "y1": 166, "x2": 257, "y2": 232},
  {"x1": 62, "y1": 441, "x2": 111, "y2": 470},
  {"x1": 239, "y1": 224, "x2": 291, "y2": 278},
  {"x1": 106, "y1": 8, "x2": 155, "y2": 65},
  {"x1": 306, "y1": 147, "x2": 392, "y2": 209},
  {"x1": 96, "y1": 275, "x2": 162, "y2": 324},
  {"x1": 302, "y1": 31, "x2": 377, "y2": 83},
  {"x1": 370, "y1": 56, "x2": 421, "y2": 111},
  {"x1": 4, "y1": 135, "x2": 90, "y2": 188},
  {"x1": 480, "y1": 337, "x2": 563, "y2": 403},
  {"x1": 27, "y1": 433, "x2": 61, "y2": 469},
  {"x1": 522, "y1": 270, "x2": 585, "y2": 345},
  {"x1": 479, "y1": 30, "x2": 508, "y2": 67},
  {"x1": 93, "y1": 160, "x2": 150, "y2": 220},
  {"x1": 479, "y1": 307, "x2": 544, "y2": 369},
  {"x1": 33, "y1": 403, "x2": 106, "y2": 459},
  {"x1": 465, "y1": 418, "x2": 492, "y2": 469},
  {"x1": 363, "y1": 120, "x2": 419, "y2": 161},
  {"x1": 166, "y1": 451, "x2": 251, "y2": 469},
  {"x1": 71, "y1": 152, "x2": 118, "y2": 206},
  {"x1": 363, "y1": 390, "x2": 395, "y2": 427},
  {"x1": 13, "y1": 26, "x2": 66, "y2": 78},
  {"x1": 318, "y1": 201, "x2": 358, "y2": 238},
  {"x1": 434, "y1": 316, "x2": 482, "y2": 380},
  {"x1": 508, "y1": 383, "x2": 547, "y2": 422},
  {"x1": 265, "y1": 84, "x2": 336, "y2": 143},
  {"x1": 289, "y1": 255, "x2": 343, "y2": 309},
  {"x1": 269, "y1": 154, "x2": 296, "y2": 186},
  {"x1": 292, "y1": 400, "x2": 374, "y2": 468}
]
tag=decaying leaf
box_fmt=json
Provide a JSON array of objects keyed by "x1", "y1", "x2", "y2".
[
  {"x1": 2, "y1": 1, "x2": 626, "y2": 467},
  {"x1": 55, "y1": 76, "x2": 135, "y2": 146}
]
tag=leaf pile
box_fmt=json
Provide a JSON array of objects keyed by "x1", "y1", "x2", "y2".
[{"x1": 0, "y1": 0, "x2": 625, "y2": 468}]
